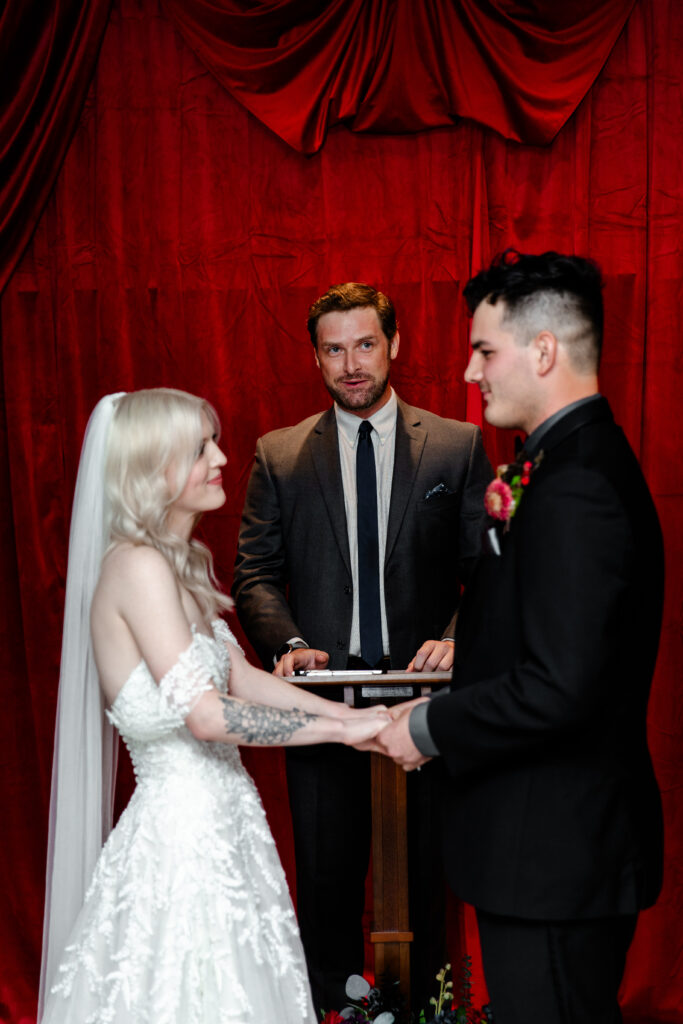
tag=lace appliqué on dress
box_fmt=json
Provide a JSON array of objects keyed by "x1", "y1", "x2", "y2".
[{"x1": 158, "y1": 629, "x2": 223, "y2": 719}]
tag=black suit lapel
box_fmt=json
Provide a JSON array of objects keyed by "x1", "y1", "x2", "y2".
[
  {"x1": 309, "y1": 407, "x2": 352, "y2": 577},
  {"x1": 486, "y1": 398, "x2": 613, "y2": 556},
  {"x1": 386, "y1": 401, "x2": 426, "y2": 563}
]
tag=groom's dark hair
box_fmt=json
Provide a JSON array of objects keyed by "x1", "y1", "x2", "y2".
[{"x1": 464, "y1": 249, "x2": 604, "y2": 371}]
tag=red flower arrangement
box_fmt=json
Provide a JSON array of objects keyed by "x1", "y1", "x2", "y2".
[
  {"x1": 484, "y1": 452, "x2": 543, "y2": 526},
  {"x1": 483, "y1": 478, "x2": 515, "y2": 521}
]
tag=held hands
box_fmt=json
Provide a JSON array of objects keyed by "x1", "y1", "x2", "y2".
[
  {"x1": 352, "y1": 636, "x2": 450, "y2": 764},
  {"x1": 372, "y1": 698, "x2": 432, "y2": 771},
  {"x1": 357, "y1": 625, "x2": 450, "y2": 767},
  {"x1": 350, "y1": 698, "x2": 431, "y2": 768},
  {"x1": 273, "y1": 647, "x2": 329, "y2": 677},
  {"x1": 342, "y1": 707, "x2": 392, "y2": 748},
  {"x1": 373, "y1": 637, "x2": 447, "y2": 766}
]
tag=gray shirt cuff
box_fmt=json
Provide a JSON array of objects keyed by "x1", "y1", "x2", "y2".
[{"x1": 408, "y1": 700, "x2": 441, "y2": 757}]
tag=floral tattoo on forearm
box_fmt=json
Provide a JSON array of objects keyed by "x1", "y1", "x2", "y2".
[{"x1": 218, "y1": 696, "x2": 317, "y2": 744}]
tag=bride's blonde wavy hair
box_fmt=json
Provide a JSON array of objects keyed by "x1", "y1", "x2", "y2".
[{"x1": 105, "y1": 388, "x2": 232, "y2": 618}]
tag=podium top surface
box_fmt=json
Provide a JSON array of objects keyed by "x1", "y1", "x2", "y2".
[{"x1": 285, "y1": 669, "x2": 451, "y2": 685}]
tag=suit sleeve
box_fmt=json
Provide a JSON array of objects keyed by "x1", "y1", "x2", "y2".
[
  {"x1": 232, "y1": 438, "x2": 304, "y2": 667},
  {"x1": 440, "y1": 425, "x2": 493, "y2": 639},
  {"x1": 428, "y1": 466, "x2": 635, "y2": 775}
]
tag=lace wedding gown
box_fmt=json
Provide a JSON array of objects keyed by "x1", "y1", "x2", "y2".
[{"x1": 41, "y1": 619, "x2": 317, "y2": 1024}]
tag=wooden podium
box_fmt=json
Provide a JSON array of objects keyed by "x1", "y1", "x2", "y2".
[{"x1": 288, "y1": 669, "x2": 450, "y2": 1004}]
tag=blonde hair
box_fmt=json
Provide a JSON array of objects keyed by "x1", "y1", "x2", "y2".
[{"x1": 105, "y1": 388, "x2": 232, "y2": 618}]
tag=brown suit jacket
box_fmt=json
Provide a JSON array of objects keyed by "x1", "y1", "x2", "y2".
[{"x1": 233, "y1": 397, "x2": 491, "y2": 668}]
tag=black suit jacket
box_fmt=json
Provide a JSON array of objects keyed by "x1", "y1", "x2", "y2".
[
  {"x1": 428, "y1": 397, "x2": 664, "y2": 920},
  {"x1": 233, "y1": 397, "x2": 492, "y2": 669}
]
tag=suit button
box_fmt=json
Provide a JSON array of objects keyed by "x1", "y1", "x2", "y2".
[
  {"x1": 336, "y1": 640, "x2": 346, "y2": 650},
  {"x1": 344, "y1": 585, "x2": 351, "y2": 594}
]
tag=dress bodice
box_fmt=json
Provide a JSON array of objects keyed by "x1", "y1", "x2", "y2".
[{"x1": 106, "y1": 618, "x2": 240, "y2": 781}]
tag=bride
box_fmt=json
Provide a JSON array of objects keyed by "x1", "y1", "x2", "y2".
[{"x1": 39, "y1": 389, "x2": 388, "y2": 1024}]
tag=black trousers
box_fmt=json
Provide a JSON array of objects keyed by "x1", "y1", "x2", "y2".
[
  {"x1": 286, "y1": 741, "x2": 447, "y2": 1016},
  {"x1": 476, "y1": 908, "x2": 638, "y2": 1024}
]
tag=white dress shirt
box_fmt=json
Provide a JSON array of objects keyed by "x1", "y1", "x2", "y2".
[{"x1": 335, "y1": 390, "x2": 397, "y2": 659}]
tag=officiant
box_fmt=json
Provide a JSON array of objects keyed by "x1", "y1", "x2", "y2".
[{"x1": 232, "y1": 281, "x2": 492, "y2": 1013}]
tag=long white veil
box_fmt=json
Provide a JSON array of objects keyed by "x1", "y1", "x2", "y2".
[{"x1": 38, "y1": 393, "x2": 125, "y2": 1018}]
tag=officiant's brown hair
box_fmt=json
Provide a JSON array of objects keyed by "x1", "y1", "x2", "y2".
[{"x1": 307, "y1": 282, "x2": 398, "y2": 348}]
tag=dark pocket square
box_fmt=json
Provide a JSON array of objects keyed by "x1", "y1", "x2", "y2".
[{"x1": 423, "y1": 482, "x2": 454, "y2": 500}]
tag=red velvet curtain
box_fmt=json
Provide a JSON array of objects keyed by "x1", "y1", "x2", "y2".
[
  {"x1": 2, "y1": 0, "x2": 682, "y2": 1021},
  {"x1": 161, "y1": 0, "x2": 636, "y2": 152},
  {"x1": 0, "y1": 0, "x2": 112, "y2": 294}
]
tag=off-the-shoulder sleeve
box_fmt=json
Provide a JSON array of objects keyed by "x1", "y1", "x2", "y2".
[
  {"x1": 212, "y1": 617, "x2": 243, "y2": 654},
  {"x1": 158, "y1": 635, "x2": 218, "y2": 722}
]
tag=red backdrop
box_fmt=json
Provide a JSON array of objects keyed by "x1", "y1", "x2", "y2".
[{"x1": 1, "y1": 1, "x2": 682, "y2": 1021}]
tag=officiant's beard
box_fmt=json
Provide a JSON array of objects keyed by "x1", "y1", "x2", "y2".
[{"x1": 325, "y1": 370, "x2": 391, "y2": 413}]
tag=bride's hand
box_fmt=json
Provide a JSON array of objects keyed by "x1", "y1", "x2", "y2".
[
  {"x1": 340, "y1": 710, "x2": 391, "y2": 747},
  {"x1": 337, "y1": 703, "x2": 389, "y2": 719}
]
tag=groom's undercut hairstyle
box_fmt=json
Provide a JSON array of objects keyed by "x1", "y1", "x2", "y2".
[
  {"x1": 464, "y1": 249, "x2": 604, "y2": 373},
  {"x1": 307, "y1": 282, "x2": 398, "y2": 349}
]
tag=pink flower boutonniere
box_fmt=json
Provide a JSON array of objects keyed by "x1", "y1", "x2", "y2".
[{"x1": 484, "y1": 451, "x2": 544, "y2": 526}]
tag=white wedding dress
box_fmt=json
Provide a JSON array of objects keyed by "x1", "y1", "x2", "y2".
[{"x1": 41, "y1": 619, "x2": 316, "y2": 1024}]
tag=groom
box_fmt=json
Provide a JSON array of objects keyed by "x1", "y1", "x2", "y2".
[{"x1": 378, "y1": 250, "x2": 665, "y2": 1023}]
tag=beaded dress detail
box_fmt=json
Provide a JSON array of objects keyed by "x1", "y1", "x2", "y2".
[{"x1": 41, "y1": 619, "x2": 316, "y2": 1024}]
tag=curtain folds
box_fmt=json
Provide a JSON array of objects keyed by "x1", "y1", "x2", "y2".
[
  {"x1": 1, "y1": 0, "x2": 682, "y2": 1022},
  {"x1": 161, "y1": 0, "x2": 636, "y2": 153},
  {"x1": 0, "y1": 0, "x2": 635, "y2": 292},
  {"x1": 0, "y1": 0, "x2": 112, "y2": 294}
]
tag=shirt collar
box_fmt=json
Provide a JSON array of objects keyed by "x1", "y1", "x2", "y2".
[
  {"x1": 335, "y1": 388, "x2": 398, "y2": 448},
  {"x1": 525, "y1": 393, "x2": 602, "y2": 456}
]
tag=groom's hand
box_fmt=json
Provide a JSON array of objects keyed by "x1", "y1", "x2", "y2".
[{"x1": 376, "y1": 699, "x2": 431, "y2": 771}]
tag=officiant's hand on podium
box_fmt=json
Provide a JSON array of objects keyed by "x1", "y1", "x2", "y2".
[
  {"x1": 273, "y1": 646, "x2": 329, "y2": 677},
  {"x1": 373, "y1": 697, "x2": 432, "y2": 770},
  {"x1": 406, "y1": 637, "x2": 455, "y2": 672}
]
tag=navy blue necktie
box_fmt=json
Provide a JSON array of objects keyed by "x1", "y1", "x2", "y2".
[{"x1": 356, "y1": 420, "x2": 383, "y2": 667}]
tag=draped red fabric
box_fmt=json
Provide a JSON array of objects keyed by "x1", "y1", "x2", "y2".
[
  {"x1": 161, "y1": 0, "x2": 636, "y2": 153},
  {"x1": 0, "y1": 0, "x2": 112, "y2": 295},
  {"x1": 2, "y1": 0, "x2": 683, "y2": 1021}
]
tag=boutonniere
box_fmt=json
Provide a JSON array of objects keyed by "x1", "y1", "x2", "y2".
[{"x1": 484, "y1": 451, "x2": 544, "y2": 527}]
